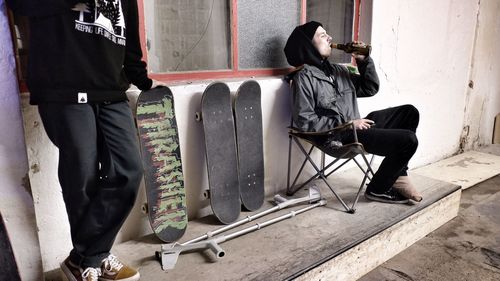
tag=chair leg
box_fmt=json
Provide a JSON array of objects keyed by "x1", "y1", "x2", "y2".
[
  {"x1": 324, "y1": 158, "x2": 353, "y2": 178},
  {"x1": 287, "y1": 138, "x2": 316, "y2": 195},
  {"x1": 292, "y1": 142, "x2": 352, "y2": 212},
  {"x1": 288, "y1": 137, "x2": 350, "y2": 196},
  {"x1": 352, "y1": 158, "x2": 372, "y2": 181},
  {"x1": 350, "y1": 154, "x2": 376, "y2": 212},
  {"x1": 286, "y1": 135, "x2": 292, "y2": 193},
  {"x1": 287, "y1": 135, "x2": 377, "y2": 213}
]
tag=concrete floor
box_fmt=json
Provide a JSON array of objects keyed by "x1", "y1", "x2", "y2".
[{"x1": 359, "y1": 174, "x2": 500, "y2": 281}]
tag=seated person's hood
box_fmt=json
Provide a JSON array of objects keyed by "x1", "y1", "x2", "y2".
[{"x1": 284, "y1": 21, "x2": 333, "y2": 77}]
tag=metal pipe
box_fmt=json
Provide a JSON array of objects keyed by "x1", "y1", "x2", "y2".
[
  {"x1": 159, "y1": 199, "x2": 327, "y2": 270},
  {"x1": 181, "y1": 187, "x2": 321, "y2": 245}
]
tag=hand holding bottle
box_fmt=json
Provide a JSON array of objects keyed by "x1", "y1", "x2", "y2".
[
  {"x1": 350, "y1": 41, "x2": 368, "y2": 60},
  {"x1": 331, "y1": 41, "x2": 371, "y2": 58}
]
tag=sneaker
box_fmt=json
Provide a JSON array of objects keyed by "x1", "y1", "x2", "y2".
[
  {"x1": 365, "y1": 188, "x2": 410, "y2": 204},
  {"x1": 99, "y1": 254, "x2": 140, "y2": 281},
  {"x1": 60, "y1": 258, "x2": 102, "y2": 281}
]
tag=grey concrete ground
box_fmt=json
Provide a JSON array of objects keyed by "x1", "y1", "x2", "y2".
[{"x1": 359, "y1": 175, "x2": 500, "y2": 281}]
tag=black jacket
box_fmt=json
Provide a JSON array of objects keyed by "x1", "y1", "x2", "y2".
[
  {"x1": 7, "y1": 0, "x2": 152, "y2": 104},
  {"x1": 291, "y1": 57, "x2": 380, "y2": 132},
  {"x1": 284, "y1": 22, "x2": 379, "y2": 132}
]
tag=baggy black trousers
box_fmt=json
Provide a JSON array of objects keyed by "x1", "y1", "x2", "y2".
[
  {"x1": 338, "y1": 104, "x2": 419, "y2": 193},
  {"x1": 38, "y1": 101, "x2": 143, "y2": 268}
]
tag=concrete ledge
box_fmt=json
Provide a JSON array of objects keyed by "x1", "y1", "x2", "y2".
[
  {"x1": 112, "y1": 173, "x2": 460, "y2": 281},
  {"x1": 295, "y1": 188, "x2": 461, "y2": 281}
]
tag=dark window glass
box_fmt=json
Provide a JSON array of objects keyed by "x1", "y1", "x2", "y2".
[
  {"x1": 238, "y1": 0, "x2": 301, "y2": 69},
  {"x1": 307, "y1": 0, "x2": 354, "y2": 63}
]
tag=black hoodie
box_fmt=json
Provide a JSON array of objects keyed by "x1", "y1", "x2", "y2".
[
  {"x1": 283, "y1": 22, "x2": 380, "y2": 132},
  {"x1": 7, "y1": 0, "x2": 152, "y2": 104},
  {"x1": 284, "y1": 21, "x2": 334, "y2": 77}
]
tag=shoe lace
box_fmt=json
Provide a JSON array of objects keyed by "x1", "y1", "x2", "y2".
[
  {"x1": 81, "y1": 267, "x2": 101, "y2": 281},
  {"x1": 103, "y1": 254, "x2": 124, "y2": 272}
]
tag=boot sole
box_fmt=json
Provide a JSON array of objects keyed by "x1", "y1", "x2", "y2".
[
  {"x1": 99, "y1": 272, "x2": 140, "y2": 281},
  {"x1": 365, "y1": 193, "x2": 409, "y2": 204}
]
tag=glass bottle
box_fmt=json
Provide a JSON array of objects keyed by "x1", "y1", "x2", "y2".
[{"x1": 331, "y1": 42, "x2": 371, "y2": 56}]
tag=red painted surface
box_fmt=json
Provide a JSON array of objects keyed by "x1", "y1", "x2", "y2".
[
  {"x1": 150, "y1": 68, "x2": 292, "y2": 82},
  {"x1": 231, "y1": 0, "x2": 239, "y2": 70},
  {"x1": 353, "y1": 0, "x2": 361, "y2": 41},
  {"x1": 301, "y1": 0, "x2": 307, "y2": 24},
  {"x1": 135, "y1": 1, "x2": 362, "y2": 82}
]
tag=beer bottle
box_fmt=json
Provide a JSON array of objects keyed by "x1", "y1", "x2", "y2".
[{"x1": 331, "y1": 42, "x2": 371, "y2": 56}]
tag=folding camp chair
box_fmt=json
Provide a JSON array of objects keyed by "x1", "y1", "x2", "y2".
[{"x1": 286, "y1": 117, "x2": 376, "y2": 214}]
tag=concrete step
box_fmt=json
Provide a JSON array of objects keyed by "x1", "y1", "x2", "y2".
[{"x1": 112, "y1": 172, "x2": 460, "y2": 281}]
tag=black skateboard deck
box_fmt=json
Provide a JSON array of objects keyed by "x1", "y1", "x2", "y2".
[
  {"x1": 136, "y1": 87, "x2": 187, "y2": 242},
  {"x1": 234, "y1": 80, "x2": 265, "y2": 211},
  {"x1": 201, "y1": 82, "x2": 241, "y2": 224}
]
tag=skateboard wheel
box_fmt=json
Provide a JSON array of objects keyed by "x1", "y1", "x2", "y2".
[
  {"x1": 203, "y1": 189, "x2": 211, "y2": 199},
  {"x1": 141, "y1": 203, "x2": 148, "y2": 214},
  {"x1": 195, "y1": 112, "x2": 202, "y2": 122}
]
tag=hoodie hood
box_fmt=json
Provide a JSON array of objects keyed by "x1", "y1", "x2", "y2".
[
  {"x1": 284, "y1": 21, "x2": 333, "y2": 76},
  {"x1": 284, "y1": 21, "x2": 324, "y2": 67}
]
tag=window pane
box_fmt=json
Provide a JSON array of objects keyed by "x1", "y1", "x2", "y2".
[
  {"x1": 145, "y1": 0, "x2": 231, "y2": 73},
  {"x1": 307, "y1": 0, "x2": 354, "y2": 64},
  {"x1": 238, "y1": 0, "x2": 301, "y2": 69}
]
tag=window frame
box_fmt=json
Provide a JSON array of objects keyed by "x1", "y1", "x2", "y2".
[
  {"x1": 141, "y1": 0, "x2": 362, "y2": 82},
  {"x1": 9, "y1": 0, "x2": 364, "y2": 90}
]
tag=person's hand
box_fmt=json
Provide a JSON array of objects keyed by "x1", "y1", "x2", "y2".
[
  {"x1": 352, "y1": 118, "x2": 374, "y2": 130},
  {"x1": 351, "y1": 41, "x2": 367, "y2": 60},
  {"x1": 151, "y1": 79, "x2": 167, "y2": 89}
]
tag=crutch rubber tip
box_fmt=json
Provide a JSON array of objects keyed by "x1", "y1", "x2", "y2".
[{"x1": 348, "y1": 209, "x2": 356, "y2": 214}]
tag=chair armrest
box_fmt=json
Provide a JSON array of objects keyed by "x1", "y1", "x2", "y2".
[{"x1": 289, "y1": 121, "x2": 354, "y2": 136}]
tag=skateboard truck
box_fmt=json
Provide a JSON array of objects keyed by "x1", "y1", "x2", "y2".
[
  {"x1": 195, "y1": 112, "x2": 202, "y2": 122},
  {"x1": 157, "y1": 187, "x2": 324, "y2": 270},
  {"x1": 203, "y1": 189, "x2": 210, "y2": 199},
  {"x1": 141, "y1": 203, "x2": 148, "y2": 214}
]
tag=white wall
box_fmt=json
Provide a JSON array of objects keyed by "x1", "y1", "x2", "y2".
[
  {"x1": 0, "y1": 0, "x2": 42, "y2": 280},
  {"x1": 4, "y1": 0, "x2": 500, "y2": 277},
  {"x1": 364, "y1": 0, "x2": 480, "y2": 165},
  {"x1": 462, "y1": 0, "x2": 500, "y2": 149}
]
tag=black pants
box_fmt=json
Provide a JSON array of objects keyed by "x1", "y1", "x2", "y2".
[
  {"x1": 38, "y1": 101, "x2": 143, "y2": 268},
  {"x1": 339, "y1": 104, "x2": 419, "y2": 193}
]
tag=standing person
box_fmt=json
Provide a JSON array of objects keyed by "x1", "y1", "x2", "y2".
[
  {"x1": 284, "y1": 21, "x2": 422, "y2": 205},
  {"x1": 7, "y1": 1, "x2": 165, "y2": 280}
]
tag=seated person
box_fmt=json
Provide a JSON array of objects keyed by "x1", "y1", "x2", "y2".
[{"x1": 284, "y1": 21, "x2": 422, "y2": 204}]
